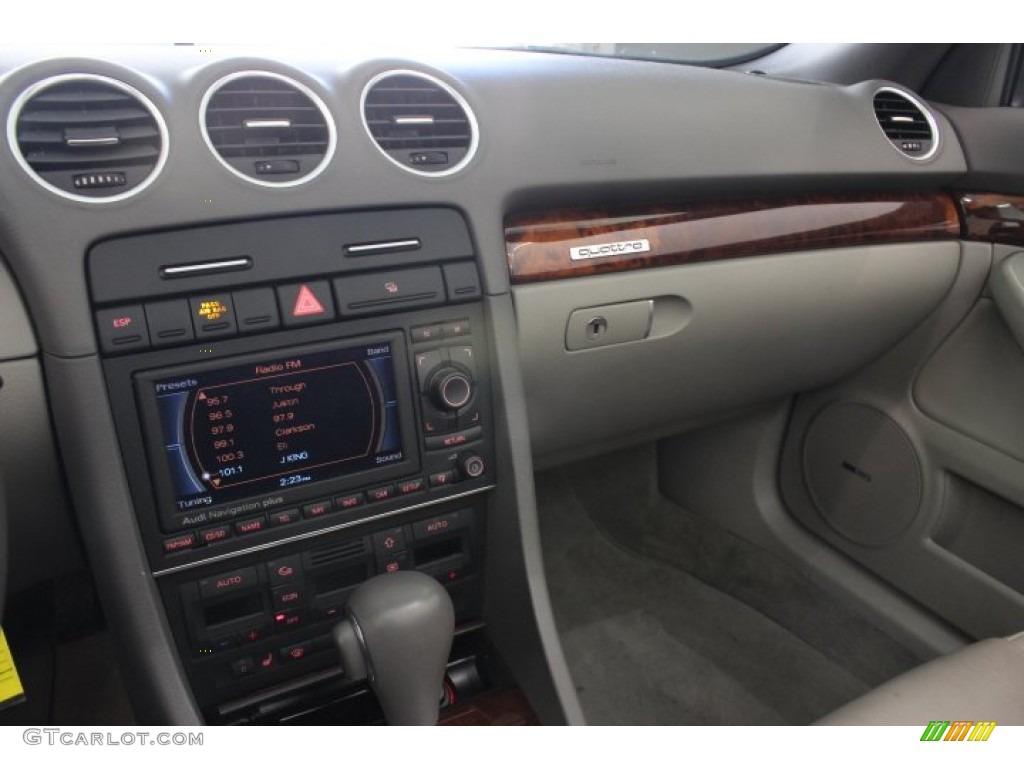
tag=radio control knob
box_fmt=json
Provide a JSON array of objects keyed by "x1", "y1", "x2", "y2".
[
  {"x1": 429, "y1": 367, "x2": 473, "y2": 411},
  {"x1": 458, "y1": 452, "x2": 486, "y2": 480}
]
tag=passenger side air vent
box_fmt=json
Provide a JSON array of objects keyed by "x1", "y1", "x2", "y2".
[
  {"x1": 201, "y1": 71, "x2": 335, "y2": 187},
  {"x1": 872, "y1": 86, "x2": 939, "y2": 161},
  {"x1": 7, "y1": 74, "x2": 168, "y2": 202},
  {"x1": 361, "y1": 70, "x2": 478, "y2": 176}
]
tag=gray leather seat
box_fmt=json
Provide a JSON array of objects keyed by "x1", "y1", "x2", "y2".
[{"x1": 818, "y1": 631, "x2": 1024, "y2": 725}]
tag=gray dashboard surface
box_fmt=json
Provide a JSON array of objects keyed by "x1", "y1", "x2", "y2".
[{"x1": 0, "y1": 46, "x2": 967, "y2": 357}]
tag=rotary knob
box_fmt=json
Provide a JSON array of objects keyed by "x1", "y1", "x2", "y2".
[
  {"x1": 458, "y1": 452, "x2": 486, "y2": 480},
  {"x1": 428, "y1": 367, "x2": 474, "y2": 411}
]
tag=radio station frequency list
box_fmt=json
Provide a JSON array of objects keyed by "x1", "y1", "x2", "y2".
[{"x1": 154, "y1": 343, "x2": 404, "y2": 506}]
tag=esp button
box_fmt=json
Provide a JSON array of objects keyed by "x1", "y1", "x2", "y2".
[{"x1": 96, "y1": 305, "x2": 150, "y2": 353}]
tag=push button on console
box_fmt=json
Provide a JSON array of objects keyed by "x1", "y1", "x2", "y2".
[
  {"x1": 268, "y1": 508, "x2": 301, "y2": 527},
  {"x1": 162, "y1": 532, "x2": 196, "y2": 554},
  {"x1": 272, "y1": 585, "x2": 305, "y2": 611},
  {"x1": 198, "y1": 566, "x2": 259, "y2": 598},
  {"x1": 413, "y1": 511, "x2": 468, "y2": 541},
  {"x1": 373, "y1": 527, "x2": 406, "y2": 555},
  {"x1": 96, "y1": 305, "x2": 150, "y2": 353},
  {"x1": 335, "y1": 493, "x2": 365, "y2": 512},
  {"x1": 234, "y1": 516, "x2": 267, "y2": 535},
  {"x1": 144, "y1": 300, "x2": 194, "y2": 347},
  {"x1": 189, "y1": 294, "x2": 237, "y2": 338},
  {"x1": 302, "y1": 499, "x2": 333, "y2": 519},
  {"x1": 278, "y1": 281, "x2": 336, "y2": 327},
  {"x1": 233, "y1": 287, "x2": 281, "y2": 333},
  {"x1": 267, "y1": 555, "x2": 302, "y2": 586},
  {"x1": 197, "y1": 525, "x2": 232, "y2": 546},
  {"x1": 366, "y1": 484, "x2": 395, "y2": 503}
]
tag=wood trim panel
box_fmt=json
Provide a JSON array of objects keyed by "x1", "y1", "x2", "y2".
[
  {"x1": 506, "y1": 192, "x2": 961, "y2": 284},
  {"x1": 959, "y1": 192, "x2": 1024, "y2": 248}
]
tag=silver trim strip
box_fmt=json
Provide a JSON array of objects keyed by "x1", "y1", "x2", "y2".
[
  {"x1": 161, "y1": 258, "x2": 252, "y2": 277},
  {"x1": 244, "y1": 118, "x2": 292, "y2": 129},
  {"x1": 393, "y1": 115, "x2": 435, "y2": 125},
  {"x1": 66, "y1": 136, "x2": 120, "y2": 146},
  {"x1": 346, "y1": 238, "x2": 421, "y2": 254},
  {"x1": 200, "y1": 70, "x2": 337, "y2": 189},
  {"x1": 6, "y1": 73, "x2": 170, "y2": 205},
  {"x1": 152, "y1": 484, "x2": 494, "y2": 577},
  {"x1": 872, "y1": 85, "x2": 940, "y2": 163},
  {"x1": 360, "y1": 69, "x2": 480, "y2": 179}
]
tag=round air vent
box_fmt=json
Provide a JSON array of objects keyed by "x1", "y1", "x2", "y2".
[
  {"x1": 872, "y1": 86, "x2": 939, "y2": 161},
  {"x1": 7, "y1": 74, "x2": 168, "y2": 203},
  {"x1": 361, "y1": 70, "x2": 478, "y2": 177},
  {"x1": 201, "y1": 71, "x2": 335, "y2": 187}
]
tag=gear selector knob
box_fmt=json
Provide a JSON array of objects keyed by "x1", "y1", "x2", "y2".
[{"x1": 333, "y1": 571, "x2": 455, "y2": 725}]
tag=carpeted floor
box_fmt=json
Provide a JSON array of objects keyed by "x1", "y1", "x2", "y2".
[{"x1": 536, "y1": 445, "x2": 920, "y2": 725}]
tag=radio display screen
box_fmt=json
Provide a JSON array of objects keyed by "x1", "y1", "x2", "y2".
[{"x1": 141, "y1": 338, "x2": 408, "y2": 526}]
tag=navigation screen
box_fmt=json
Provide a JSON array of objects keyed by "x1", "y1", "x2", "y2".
[{"x1": 148, "y1": 341, "x2": 404, "y2": 515}]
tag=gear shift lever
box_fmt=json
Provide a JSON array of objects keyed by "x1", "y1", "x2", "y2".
[{"x1": 333, "y1": 571, "x2": 455, "y2": 725}]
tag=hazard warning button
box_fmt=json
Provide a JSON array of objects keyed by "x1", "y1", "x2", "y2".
[{"x1": 276, "y1": 281, "x2": 336, "y2": 327}]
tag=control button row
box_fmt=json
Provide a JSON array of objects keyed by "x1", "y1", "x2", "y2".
[
  {"x1": 97, "y1": 282, "x2": 328, "y2": 354},
  {"x1": 161, "y1": 480, "x2": 426, "y2": 556},
  {"x1": 410, "y1": 318, "x2": 472, "y2": 344},
  {"x1": 230, "y1": 634, "x2": 335, "y2": 679},
  {"x1": 97, "y1": 265, "x2": 479, "y2": 355}
]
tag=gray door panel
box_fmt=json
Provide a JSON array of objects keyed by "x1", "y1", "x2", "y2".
[{"x1": 778, "y1": 241, "x2": 1024, "y2": 640}]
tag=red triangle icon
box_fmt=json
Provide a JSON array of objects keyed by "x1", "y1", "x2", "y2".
[{"x1": 292, "y1": 285, "x2": 325, "y2": 317}]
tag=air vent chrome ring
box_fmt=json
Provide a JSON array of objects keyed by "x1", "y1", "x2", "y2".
[
  {"x1": 6, "y1": 73, "x2": 169, "y2": 204},
  {"x1": 199, "y1": 70, "x2": 337, "y2": 188},
  {"x1": 360, "y1": 69, "x2": 479, "y2": 178},
  {"x1": 872, "y1": 86, "x2": 940, "y2": 162}
]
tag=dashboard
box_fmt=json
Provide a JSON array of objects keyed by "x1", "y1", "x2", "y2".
[{"x1": 1, "y1": 43, "x2": 1023, "y2": 726}]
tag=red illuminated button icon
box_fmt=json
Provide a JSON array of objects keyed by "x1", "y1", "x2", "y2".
[
  {"x1": 292, "y1": 284, "x2": 325, "y2": 317},
  {"x1": 272, "y1": 586, "x2": 304, "y2": 610},
  {"x1": 386, "y1": 561, "x2": 401, "y2": 573},
  {"x1": 279, "y1": 641, "x2": 313, "y2": 662},
  {"x1": 260, "y1": 652, "x2": 275, "y2": 669},
  {"x1": 240, "y1": 624, "x2": 268, "y2": 645},
  {"x1": 384, "y1": 281, "x2": 399, "y2": 294},
  {"x1": 302, "y1": 500, "x2": 333, "y2": 519},
  {"x1": 267, "y1": 556, "x2": 302, "y2": 586},
  {"x1": 274, "y1": 610, "x2": 304, "y2": 630},
  {"x1": 372, "y1": 527, "x2": 406, "y2": 555},
  {"x1": 161, "y1": 532, "x2": 196, "y2": 554},
  {"x1": 96, "y1": 305, "x2": 150, "y2": 353},
  {"x1": 278, "y1": 281, "x2": 335, "y2": 327},
  {"x1": 198, "y1": 525, "x2": 231, "y2": 545},
  {"x1": 335, "y1": 493, "x2": 364, "y2": 511}
]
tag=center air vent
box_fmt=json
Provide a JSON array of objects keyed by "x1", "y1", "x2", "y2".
[
  {"x1": 201, "y1": 71, "x2": 335, "y2": 187},
  {"x1": 7, "y1": 74, "x2": 168, "y2": 203},
  {"x1": 361, "y1": 70, "x2": 478, "y2": 177},
  {"x1": 872, "y1": 86, "x2": 939, "y2": 161}
]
